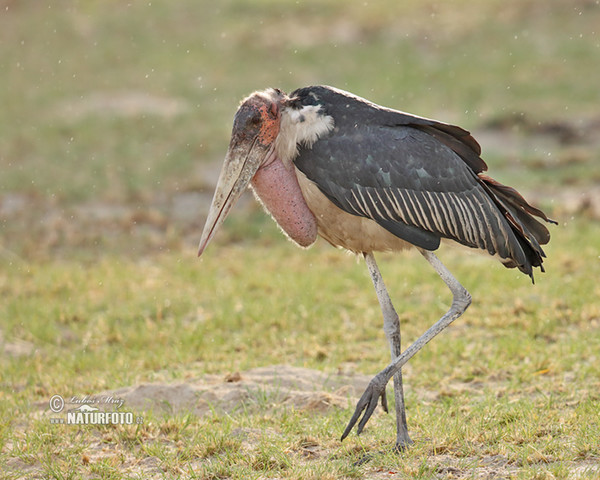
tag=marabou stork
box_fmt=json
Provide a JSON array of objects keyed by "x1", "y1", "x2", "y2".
[{"x1": 198, "y1": 85, "x2": 554, "y2": 449}]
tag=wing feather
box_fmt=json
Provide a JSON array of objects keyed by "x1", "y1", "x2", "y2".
[{"x1": 425, "y1": 191, "x2": 445, "y2": 233}]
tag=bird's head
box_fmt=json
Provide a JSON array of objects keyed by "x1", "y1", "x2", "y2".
[{"x1": 198, "y1": 88, "x2": 287, "y2": 255}]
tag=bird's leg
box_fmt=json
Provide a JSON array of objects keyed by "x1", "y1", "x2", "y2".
[
  {"x1": 363, "y1": 252, "x2": 413, "y2": 450},
  {"x1": 342, "y1": 249, "x2": 471, "y2": 440}
]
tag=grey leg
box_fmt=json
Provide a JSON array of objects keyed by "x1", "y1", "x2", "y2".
[
  {"x1": 342, "y1": 249, "x2": 471, "y2": 440},
  {"x1": 363, "y1": 252, "x2": 413, "y2": 449}
]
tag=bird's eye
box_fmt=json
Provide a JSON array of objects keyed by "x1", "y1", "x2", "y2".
[{"x1": 250, "y1": 113, "x2": 262, "y2": 126}]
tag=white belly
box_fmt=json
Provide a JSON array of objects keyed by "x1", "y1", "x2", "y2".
[{"x1": 295, "y1": 168, "x2": 413, "y2": 254}]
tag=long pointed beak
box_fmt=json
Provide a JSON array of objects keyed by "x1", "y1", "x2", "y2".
[{"x1": 198, "y1": 137, "x2": 271, "y2": 256}]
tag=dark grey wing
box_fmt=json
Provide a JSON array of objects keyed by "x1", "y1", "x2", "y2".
[
  {"x1": 294, "y1": 124, "x2": 529, "y2": 268},
  {"x1": 290, "y1": 85, "x2": 552, "y2": 278}
]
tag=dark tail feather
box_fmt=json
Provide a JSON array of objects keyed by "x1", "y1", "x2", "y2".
[{"x1": 478, "y1": 174, "x2": 556, "y2": 281}]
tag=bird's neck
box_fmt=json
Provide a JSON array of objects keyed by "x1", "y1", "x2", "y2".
[{"x1": 274, "y1": 105, "x2": 334, "y2": 167}]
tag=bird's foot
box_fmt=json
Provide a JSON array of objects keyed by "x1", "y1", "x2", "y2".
[
  {"x1": 341, "y1": 372, "x2": 389, "y2": 441},
  {"x1": 352, "y1": 441, "x2": 413, "y2": 467},
  {"x1": 394, "y1": 436, "x2": 414, "y2": 452}
]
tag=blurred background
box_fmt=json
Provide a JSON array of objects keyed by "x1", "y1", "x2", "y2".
[
  {"x1": 2, "y1": 2, "x2": 600, "y2": 476},
  {"x1": 1, "y1": 0, "x2": 598, "y2": 259}
]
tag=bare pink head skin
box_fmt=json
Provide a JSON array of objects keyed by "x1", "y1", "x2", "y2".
[{"x1": 198, "y1": 89, "x2": 317, "y2": 255}]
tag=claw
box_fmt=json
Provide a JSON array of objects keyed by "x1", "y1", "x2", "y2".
[{"x1": 341, "y1": 373, "x2": 390, "y2": 441}]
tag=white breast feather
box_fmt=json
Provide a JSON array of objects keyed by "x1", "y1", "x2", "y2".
[{"x1": 275, "y1": 105, "x2": 334, "y2": 167}]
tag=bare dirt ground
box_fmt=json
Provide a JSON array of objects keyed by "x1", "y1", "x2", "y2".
[{"x1": 105, "y1": 365, "x2": 372, "y2": 417}]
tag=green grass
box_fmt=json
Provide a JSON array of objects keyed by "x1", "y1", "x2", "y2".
[
  {"x1": 1, "y1": 0, "x2": 600, "y2": 478},
  {"x1": 2, "y1": 218, "x2": 600, "y2": 478}
]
